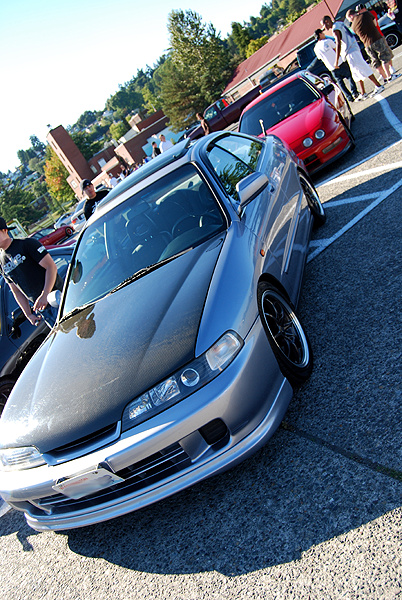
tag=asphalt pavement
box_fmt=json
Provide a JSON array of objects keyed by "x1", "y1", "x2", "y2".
[{"x1": 1, "y1": 53, "x2": 402, "y2": 600}]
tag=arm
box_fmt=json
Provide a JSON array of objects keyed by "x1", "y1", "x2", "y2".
[
  {"x1": 8, "y1": 281, "x2": 40, "y2": 326},
  {"x1": 333, "y1": 29, "x2": 342, "y2": 69},
  {"x1": 33, "y1": 254, "x2": 58, "y2": 312}
]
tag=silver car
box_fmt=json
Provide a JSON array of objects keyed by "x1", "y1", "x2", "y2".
[{"x1": 0, "y1": 132, "x2": 325, "y2": 531}]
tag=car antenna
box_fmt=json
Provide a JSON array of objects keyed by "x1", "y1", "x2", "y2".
[{"x1": 259, "y1": 119, "x2": 265, "y2": 136}]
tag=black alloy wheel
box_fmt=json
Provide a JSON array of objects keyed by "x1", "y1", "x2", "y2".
[
  {"x1": 299, "y1": 174, "x2": 326, "y2": 227},
  {"x1": 258, "y1": 283, "x2": 313, "y2": 387},
  {"x1": 0, "y1": 379, "x2": 15, "y2": 415}
]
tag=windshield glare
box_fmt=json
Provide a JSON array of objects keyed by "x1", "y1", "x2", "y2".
[
  {"x1": 62, "y1": 164, "x2": 226, "y2": 315},
  {"x1": 239, "y1": 78, "x2": 320, "y2": 136}
]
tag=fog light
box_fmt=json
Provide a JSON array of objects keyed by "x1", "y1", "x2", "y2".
[{"x1": 181, "y1": 368, "x2": 200, "y2": 387}]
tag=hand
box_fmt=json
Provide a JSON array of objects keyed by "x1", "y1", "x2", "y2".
[
  {"x1": 33, "y1": 292, "x2": 48, "y2": 312},
  {"x1": 27, "y1": 313, "x2": 42, "y2": 327}
]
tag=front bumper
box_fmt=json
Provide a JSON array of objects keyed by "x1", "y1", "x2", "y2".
[{"x1": 1, "y1": 317, "x2": 293, "y2": 531}]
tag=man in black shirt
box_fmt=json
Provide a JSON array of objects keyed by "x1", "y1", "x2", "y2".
[
  {"x1": 0, "y1": 218, "x2": 62, "y2": 327},
  {"x1": 80, "y1": 179, "x2": 110, "y2": 221}
]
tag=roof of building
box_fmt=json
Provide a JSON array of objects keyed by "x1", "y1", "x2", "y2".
[{"x1": 223, "y1": 0, "x2": 344, "y2": 94}]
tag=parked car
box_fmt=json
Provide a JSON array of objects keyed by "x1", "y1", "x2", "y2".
[
  {"x1": 70, "y1": 199, "x2": 86, "y2": 232},
  {"x1": 378, "y1": 14, "x2": 402, "y2": 49},
  {"x1": 0, "y1": 131, "x2": 325, "y2": 531},
  {"x1": 238, "y1": 71, "x2": 354, "y2": 174},
  {"x1": 30, "y1": 225, "x2": 74, "y2": 246},
  {"x1": 0, "y1": 246, "x2": 74, "y2": 414},
  {"x1": 54, "y1": 212, "x2": 73, "y2": 229},
  {"x1": 186, "y1": 85, "x2": 262, "y2": 140}
]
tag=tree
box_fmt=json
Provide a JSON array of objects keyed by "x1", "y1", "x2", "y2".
[
  {"x1": 29, "y1": 135, "x2": 46, "y2": 157},
  {"x1": 159, "y1": 9, "x2": 233, "y2": 131},
  {"x1": 71, "y1": 131, "x2": 103, "y2": 161},
  {"x1": 109, "y1": 119, "x2": 131, "y2": 141},
  {"x1": 44, "y1": 146, "x2": 75, "y2": 208},
  {"x1": 0, "y1": 181, "x2": 43, "y2": 227},
  {"x1": 28, "y1": 157, "x2": 45, "y2": 176},
  {"x1": 246, "y1": 36, "x2": 269, "y2": 58},
  {"x1": 230, "y1": 22, "x2": 252, "y2": 59}
]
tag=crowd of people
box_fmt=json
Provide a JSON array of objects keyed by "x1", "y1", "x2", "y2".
[{"x1": 314, "y1": 3, "x2": 400, "y2": 101}]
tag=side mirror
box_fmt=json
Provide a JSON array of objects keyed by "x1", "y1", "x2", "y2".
[
  {"x1": 48, "y1": 290, "x2": 61, "y2": 308},
  {"x1": 236, "y1": 172, "x2": 269, "y2": 214}
]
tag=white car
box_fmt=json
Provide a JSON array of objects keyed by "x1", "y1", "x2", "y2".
[{"x1": 70, "y1": 199, "x2": 86, "y2": 233}]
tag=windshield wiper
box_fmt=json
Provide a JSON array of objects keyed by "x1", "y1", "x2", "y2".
[{"x1": 110, "y1": 249, "x2": 190, "y2": 294}]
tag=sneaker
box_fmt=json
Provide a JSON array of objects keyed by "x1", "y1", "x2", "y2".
[
  {"x1": 389, "y1": 72, "x2": 401, "y2": 81},
  {"x1": 355, "y1": 93, "x2": 368, "y2": 101},
  {"x1": 371, "y1": 85, "x2": 385, "y2": 96}
]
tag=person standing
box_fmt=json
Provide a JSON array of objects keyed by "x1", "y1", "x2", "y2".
[
  {"x1": 108, "y1": 173, "x2": 118, "y2": 188},
  {"x1": 0, "y1": 218, "x2": 63, "y2": 327},
  {"x1": 80, "y1": 179, "x2": 110, "y2": 221},
  {"x1": 151, "y1": 141, "x2": 161, "y2": 158},
  {"x1": 313, "y1": 29, "x2": 358, "y2": 101},
  {"x1": 159, "y1": 134, "x2": 174, "y2": 153},
  {"x1": 346, "y1": 9, "x2": 396, "y2": 82},
  {"x1": 349, "y1": 7, "x2": 400, "y2": 82},
  {"x1": 196, "y1": 112, "x2": 211, "y2": 135},
  {"x1": 321, "y1": 15, "x2": 384, "y2": 99}
]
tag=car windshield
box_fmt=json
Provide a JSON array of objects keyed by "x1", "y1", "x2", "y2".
[
  {"x1": 62, "y1": 164, "x2": 226, "y2": 315},
  {"x1": 239, "y1": 78, "x2": 320, "y2": 136}
]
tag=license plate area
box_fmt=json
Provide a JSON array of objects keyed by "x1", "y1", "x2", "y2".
[{"x1": 52, "y1": 466, "x2": 124, "y2": 499}]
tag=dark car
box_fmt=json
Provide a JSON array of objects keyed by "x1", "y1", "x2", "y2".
[
  {"x1": 30, "y1": 225, "x2": 74, "y2": 246},
  {"x1": 0, "y1": 132, "x2": 325, "y2": 531},
  {"x1": 378, "y1": 14, "x2": 402, "y2": 49},
  {"x1": 0, "y1": 246, "x2": 73, "y2": 413}
]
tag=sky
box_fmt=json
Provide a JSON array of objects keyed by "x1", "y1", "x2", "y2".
[{"x1": 0, "y1": 0, "x2": 267, "y2": 174}]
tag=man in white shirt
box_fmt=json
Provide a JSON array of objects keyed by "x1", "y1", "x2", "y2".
[
  {"x1": 321, "y1": 15, "x2": 384, "y2": 99},
  {"x1": 314, "y1": 28, "x2": 358, "y2": 101},
  {"x1": 159, "y1": 134, "x2": 174, "y2": 153}
]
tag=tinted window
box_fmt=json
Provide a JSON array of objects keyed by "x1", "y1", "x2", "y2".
[
  {"x1": 239, "y1": 79, "x2": 320, "y2": 137},
  {"x1": 62, "y1": 165, "x2": 226, "y2": 314},
  {"x1": 206, "y1": 136, "x2": 263, "y2": 200}
]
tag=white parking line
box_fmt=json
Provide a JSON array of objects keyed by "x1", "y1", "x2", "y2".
[
  {"x1": 318, "y1": 139, "x2": 402, "y2": 187},
  {"x1": 308, "y1": 177, "x2": 402, "y2": 262},
  {"x1": 375, "y1": 96, "x2": 402, "y2": 136}
]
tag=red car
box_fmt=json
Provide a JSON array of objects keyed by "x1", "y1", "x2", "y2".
[
  {"x1": 238, "y1": 71, "x2": 354, "y2": 174},
  {"x1": 29, "y1": 225, "x2": 74, "y2": 247}
]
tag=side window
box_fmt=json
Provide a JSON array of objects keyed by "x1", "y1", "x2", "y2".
[
  {"x1": 216, "y1": 99, "x2": 226, "y2": 111},
  {"x1": 215, "y1": 137, "x2": 263, "y2": 171},
  {"x1": 204, "y1": 107, "x2": 217, "y2": 120},
  {"x1": 206, "y1": 146, "x2": 253, "y2": 200}
]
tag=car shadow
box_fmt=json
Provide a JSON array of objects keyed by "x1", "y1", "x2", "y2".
[{"x1": 58, "y1": 425, "x2": 401, "y2": 577}]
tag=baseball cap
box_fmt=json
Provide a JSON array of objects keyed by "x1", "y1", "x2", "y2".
[
  {"x1": 80, "y1": 179, "x2": 93, "y2": 192},
  {"x1": 0, "y1": 217, "x2": 16, "y2": 230}
]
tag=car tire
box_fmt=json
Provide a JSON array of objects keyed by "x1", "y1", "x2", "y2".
[
  {"x1": 0, "y1": 379, "x2": 15, "y2": 415},
  {"x1": 385, "y1": 31, "x2": 401, "y2": 49},
  {"x1": 299, "y1": 174, "x2": 326, "y2": 227},
  {"x1": 65, "y1": 227, "x2": 73, "y2": 236},
  {"x1": 258, "y1": 283, "x2": 313, "y2": 387}
]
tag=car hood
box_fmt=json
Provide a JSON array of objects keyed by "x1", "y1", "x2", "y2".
[
  {"x1": 0, "y1": 236, "x2": 224, "y2": 452},
  {"x1": 266, "y1": 98, "x2": 326, "y2": 144}
]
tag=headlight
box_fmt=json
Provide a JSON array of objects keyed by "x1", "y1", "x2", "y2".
[
  {"x1": 122, "y1": 331, "x2": 243, "y2": 431},
  {"x1": 0, "y1": 446, "x2": 46, "y2": 471},
  {"x1": 303, "y1": 137, "x2": 313, "y2": 148},
  {"x1": 314, "y1": 129, "x2": 325, "y2": 139}
]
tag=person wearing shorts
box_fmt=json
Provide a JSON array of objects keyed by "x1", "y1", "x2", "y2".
[{"x1": 321, "y1": 15, "x2": 384, "y2": 99}]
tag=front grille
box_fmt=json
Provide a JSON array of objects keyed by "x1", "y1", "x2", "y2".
[{"x1": 33, "y1": 442, "x2": 191, "y2": 515}]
